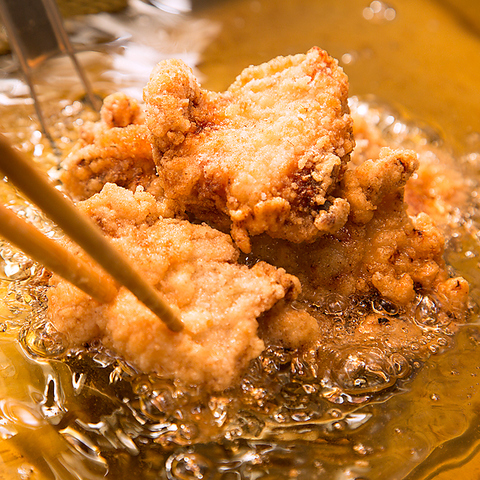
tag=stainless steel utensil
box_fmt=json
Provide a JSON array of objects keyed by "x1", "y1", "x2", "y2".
[{"x1": 0, "y1": 0, "x2": 100, "y2": 145}]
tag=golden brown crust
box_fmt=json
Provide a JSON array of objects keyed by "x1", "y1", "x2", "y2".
[
  {"x1": 343, "y1": 147, "x2": 419, "y2": 224},
  {"x1": 252, "y1": 147, "x2": 469, "y2": 353},
  {"x1": 53, "y1": 49, "x2": 471, "y2": 391},
  {"x1": 144, "y1": 47, "x2": 355, "y2": 252},
  {"x1": 48, "y1": 184, "x2": 300, "y2": 390},
  {"x1": 61, "y1": 93, "x2": 160, "y2": 201},
  {"x1": 351, "y1": 106, "x2": 470, "y2": 228}
]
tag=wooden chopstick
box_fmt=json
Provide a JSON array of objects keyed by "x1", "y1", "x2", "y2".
[
  {"x1": 0, "y1": 203, "x2": 117, "y2": 303},
  {"x1": 0, "y1": 134, "x2": 183, "y2": 332}
]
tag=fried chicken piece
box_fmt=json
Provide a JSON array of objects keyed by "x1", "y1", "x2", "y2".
[
  {"x1": 55, "y1": 49, "x2": 470, "y2": 396},
  {"x1": 254, "y1": 148, "x2": 468, "y2": 356},
  {"x1": 61, "y1": 93, "x2": 161, "y2": 201},
  {"x1": 47, "y1": 184, "x2": 300, "y2": 391},
  {"x1": 144, "y1": 47, "x2": 354, "y2": 253}
]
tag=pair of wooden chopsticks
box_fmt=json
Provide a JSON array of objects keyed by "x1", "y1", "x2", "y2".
[{"x1": 0, "y1": 134, "x2": 183, "y2": 333}]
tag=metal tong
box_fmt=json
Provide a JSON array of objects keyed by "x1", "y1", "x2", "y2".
[{"x1": 0, "y1": 0, "x2": 100, "y2": 144}]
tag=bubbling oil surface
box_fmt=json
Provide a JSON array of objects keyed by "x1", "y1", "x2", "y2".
[
  {"x1": 0, "y1": 97, "x2": 479, "y2": 479},
  {"x1": 1, "y1": 1, "x2": 480, "y2": 478}
]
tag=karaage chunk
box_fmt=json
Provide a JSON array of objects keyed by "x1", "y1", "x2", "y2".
[
  {"x1": 61, "y1": 93, "x2": 160, "y2": 201},
  {"x1": 343, "y1": 147, "x2": 419, "y2": 225},
  {"x1": 254, "y1": 148, "x2": 469, "y2": 355},
  {"x1": 48, "y1": 184, "x2": 300, "y2": 390},
  {"x1": 144, "y1": 47, "x2": 354, "y2": 252}
]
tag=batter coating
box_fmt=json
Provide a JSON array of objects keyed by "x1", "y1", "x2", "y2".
[
  {"x1": 48, "y1": 184, "x2": 299, "y2": 390},
  {"x1": 144, "y1": 47, "x2": 354, "y2": 252},
  {"x1": 61, "y1": 93, "x2": 161, "y2": 201}
]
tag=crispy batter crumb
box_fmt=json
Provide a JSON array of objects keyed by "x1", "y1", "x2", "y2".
[
  {"x1": 53, "y1": 47, "x2": 471, "y2": 392},
  {"x1": 254, "y1": 148, "x2": 468, "y2": 352}
]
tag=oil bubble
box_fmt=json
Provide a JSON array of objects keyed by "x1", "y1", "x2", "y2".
[
  {"x1": 166, "y1": 452, "x2": 213, "y2": 480},
  {"x1": 92, "y1": 351, "x2": 116, "y2": 368},
  {"x1": 371, "y1": 297, "x2": 399, "y2": 316},
  {"x1": 389, "y1": 353, "x2": 411, "y2": 379},
  {"x1": 143, "y1": 388, "x2": 176, "y2": 420},
  {"x1": 208, "y1": 397, "x2": 230, "y2": 427},
  {"x1": 179, "y1": 422, "x2": 199, "y2": 442},
  {"x1": 261, "y1": 355, "x2": 280, "y2": 375},
  {"x1": 20, "y1": 322, "x2": 66, "y2": 358},
  {"x1": 132, "y1": 379, "x2": 151, "y2": 396},
  {"x1": 333, "y1": 421, "x2": 346, "y2": 431},
  {"x1": 349, "y1": 295, "x2": 370, "y2": 316},
  {"x1": 237, "y1": 412, "x2": 264, "y2": 436},
  {"x1": 273, "y1": 412, "x2": 287, "y2": 423},
  {"x1": 332, "y1": 347, "x2": 396, "y2": 394},
  {"x1": 328, "y1": 408, "x2": 343, "y2": 419},
  {"x1": 302, "y1": 383, "x2": 316, "y2": 394},
  {"x1": 415, "y1": 294, "x2": 440, "y2": 328},
  {"x1": 325, "y1": 293, "x2": 348, "y2": 315},
  {"x1": 291, "y1": 411, "x2": 312, "y2": 422}
]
